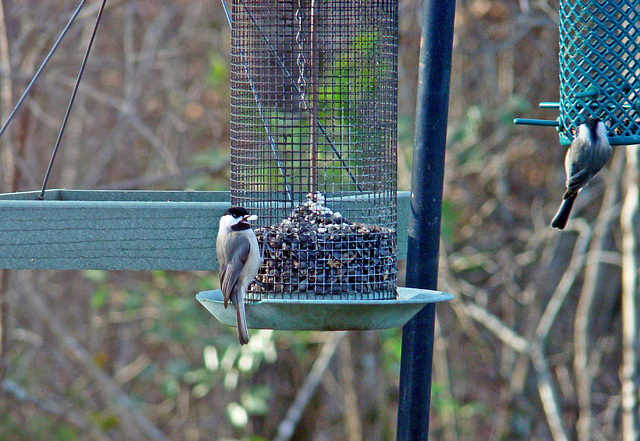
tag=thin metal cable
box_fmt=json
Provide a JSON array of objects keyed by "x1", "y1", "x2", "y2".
[
  {"x1": 0, "y1": 0, "x2": 87, "y2": 142},
  {"x1": 237, "y1": 0, "x2": 363, "y2": 192},
  {"x1": 295, "y1": 0, "x2": 307, "y2": 108},
  {"x1": 39, "y1": 0, "x2": 108, "y2": 200},
  {"x1": 220, "y1": 0, "x2": 232, "y2": 28},
  {"x1": 220, "y1": 0, "x2": 293, "y2": 202},
  {"x1": 238, "y1": 45, "x2": 294, "y2": 203}
]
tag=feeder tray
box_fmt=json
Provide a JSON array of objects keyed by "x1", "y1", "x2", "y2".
[
  {"x1": 514, "y1": 0, "x2": 640, "y2": 145},
  {"x1": 196, "y1": 287, "x2": 453, "y2": 331},
  {"x1": 0, "y1": 189, "x2": 436, "y2": 330},
  {"x1": 0, "y1": 189, "x2": 230, "y2": 271}
]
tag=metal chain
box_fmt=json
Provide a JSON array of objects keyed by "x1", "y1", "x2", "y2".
[{"x1": 295, "y1": 0, "x2": 307, "y2": 110}]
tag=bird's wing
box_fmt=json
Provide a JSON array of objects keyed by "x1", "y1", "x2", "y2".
[
  {"x1": 565, "y1": 146, "x2": 596, "y2": 193},
  {"x1": 566, "y1": 166, "x2": 593, "y2": 193},
  {"x1": 219, "y1": 234, "x2": 251, "y2": 307}
]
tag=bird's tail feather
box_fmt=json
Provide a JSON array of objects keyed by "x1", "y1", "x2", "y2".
[
  {"x1": 551, "y1": 195, "x2": 576, "y2": 230},
  {"x1": 235, "y1": 298, "x2": 249, "y2": 345}
]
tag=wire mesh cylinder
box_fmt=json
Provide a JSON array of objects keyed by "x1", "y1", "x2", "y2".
[
  {"x1": 559, "y1": 0, "x2": 640, "y2": 145},
  {"x1": 230, "y1": 0, "x2": 398, "y2": 301}
]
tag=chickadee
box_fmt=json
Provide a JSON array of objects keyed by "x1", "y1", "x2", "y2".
[
  {"x1": 551, "y1": 117, "x2": 611, "y2": 229},
  {"x1": 216, "y1": 207, "x2": 261, "y2": 345}
]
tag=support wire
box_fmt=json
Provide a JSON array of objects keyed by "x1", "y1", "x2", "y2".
[
  {"x1": 0, "y1": 0, "x2": 87, "y2": 142},
  {"x1": 39, "y1": 0, "x2": 108, "y2": 200},
  {"x1": 220, "y1": 0, "x2": 293, "y2": 203},
  {"x1": 230, "y1": 0, "x2": 363, "y2": 193}
]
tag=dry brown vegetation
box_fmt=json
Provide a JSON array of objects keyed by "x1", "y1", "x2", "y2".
[{"x1": 0, "y1": 1, "x2": 636, "y2": 440}]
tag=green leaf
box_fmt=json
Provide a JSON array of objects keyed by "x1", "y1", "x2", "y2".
[
  {"x1": 162, "y1": 378, "x2": 180, "y2": 398},
  {"x1": 90, "y1": 411, "x2": 120, "y2": 432},
  {"x1": 241, "y1": 385, "x2": 271, "y2": 415},
  {"x1": 90, "y1": 287, "x2": 108, "y2": 310},
  {"x1": 208, "y1": 53, "x2": 228, "y2": 88},
  {"x1": 83, "y1": 269, "x2": 108, "y2": 283},
  {"x1": 54, "y1": 425, "x2": 78, "y2": 441}
]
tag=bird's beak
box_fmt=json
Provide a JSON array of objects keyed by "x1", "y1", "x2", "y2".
[{"x1": 244, "y1": 214, "x2": 258, "y2": 222}]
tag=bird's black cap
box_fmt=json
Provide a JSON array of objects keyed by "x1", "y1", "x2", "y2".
[
  {"x1": 582, "y1": 117, "x2": 603, "y2": 143},
  {"x1": 225, "y1": 206, "x2": 250, "y2": 218},
  {"x1": 584, "y1": 117, "x2": 601, "y2": 129}
]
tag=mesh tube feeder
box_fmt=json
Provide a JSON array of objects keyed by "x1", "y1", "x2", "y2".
[
  {"x1": 197, "y1": 0, "x2": 452, "y2": 331},
  {"x1": 514, "y1": 0, "x2": 640, "y2": 146}
]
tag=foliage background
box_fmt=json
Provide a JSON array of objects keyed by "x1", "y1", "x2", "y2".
[{"x1": 0, "y1": 1, "x2": 632, "y2": 440}]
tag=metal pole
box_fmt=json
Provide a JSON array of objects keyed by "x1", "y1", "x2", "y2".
[{"x1": 397, "y1": 0, "x2": 456, "y2": 440}]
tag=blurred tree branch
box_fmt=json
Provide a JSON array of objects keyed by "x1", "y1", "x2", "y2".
[
  {"x1": 97, "y1": 161, "x2": 229, "y2": 190},
  {"x1": 0, "y1": 0, "x2": 12, "y2": 380},
  {"x1": 339, "y1": 337, "x2": 362, "y2": 441},
  {"x1": 621, "y1": 145, "x2": 640, "y2": 441},
  {"x1": 1, "y1": 378, "x2": 111, "y2": 441},
  {"x1": 574, "y1": 148, "x2": 623, "y2": 441},
  {"x1": 274, "y1": 331, "x2": 346, "y2": 441},
  {"x1": 433, "y1": 318, "x2": 458, "y2": 441},
  {"x1": 16, "y1": 272, "x2": 169, "y2": 441}
]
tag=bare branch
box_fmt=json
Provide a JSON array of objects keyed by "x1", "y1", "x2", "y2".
[
  {"x1": 0, "y1": 0, "x2": 13, "y2": 381},
  {"x1": 97, "y1": 161, "x2": 230, "y2": 190},
  {"x1": 15, "y1": 273, "x2": 169, "y2": 441},
  {"x1": 0, "y1": 0, "x2": 14, "y2": 192},
  {"x1": 274, "y1": 331, "x2": 347, "y2": 441},
  {"x1": 574, "y1": 148, "x2": 624, "y2": 441},
  {"x1": 530, "y1": 343, "x2": 569, "y2": 441},
  {"x1": 1, "y1": 378, "x2": 111, "y2": 441},
  {"x1": 433, "y1": 318, "x2": 459, "y2": 441},
  {"x1": 462, "y1": 301, "x2": 530, "y2": 354},
  {"x1": 535, "y1": 219, "x2": 591, "y2": 341},
  {"x1": 339, "y1": 336, "x2": 362, "y2": 441},
  {"x1": 620, "y1": 145, "x2": 640, "y2": 441}
]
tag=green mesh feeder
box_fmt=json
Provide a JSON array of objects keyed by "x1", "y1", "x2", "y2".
[{"x1": 515, "y1": 0, "x2": 640, "y2": 146}]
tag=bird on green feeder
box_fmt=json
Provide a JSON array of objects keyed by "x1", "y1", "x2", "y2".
[{"x1": 551, "y1": 117, "x2": 612, "y2": 230}]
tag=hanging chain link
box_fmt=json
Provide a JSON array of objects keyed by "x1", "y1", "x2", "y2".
[{"x1": 295, "y1": 0, "x2": 308, "y2": 111}]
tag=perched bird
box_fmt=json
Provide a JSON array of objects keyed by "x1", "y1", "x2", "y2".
[
  {"x1": 217, "y1": 207, "x2": 261, "y2": 345},
  {"x1": 551, "y1": 117, "x2": 612, "y2": 230}
]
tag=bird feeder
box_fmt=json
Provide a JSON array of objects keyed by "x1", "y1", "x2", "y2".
[
  {"x1": 197, "y1": 0, "x2": 451, "y2": 330},
  {"x1": 0, "y1": 0, "x2": 450, "y2": 333},
  {"x1": 514, "y1": 0, "x2": 640, "y2": 145}
]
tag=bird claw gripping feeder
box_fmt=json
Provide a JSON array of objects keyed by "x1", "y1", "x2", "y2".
[
  {"x1": 515, "y1": 0, "x2": 640, "y2": 146},
  {"x1": 197, "y1": 0, "x2": 452, "y2": 331}
]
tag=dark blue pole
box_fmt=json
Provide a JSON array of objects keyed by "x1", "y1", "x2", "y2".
[{"x1": 397, "y1": 0, "x2": 456, "y2": 440}]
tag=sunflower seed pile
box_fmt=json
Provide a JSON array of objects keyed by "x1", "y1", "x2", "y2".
[{"x1": 247, "y1": 193, "x2": 397, "y2": 300}]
